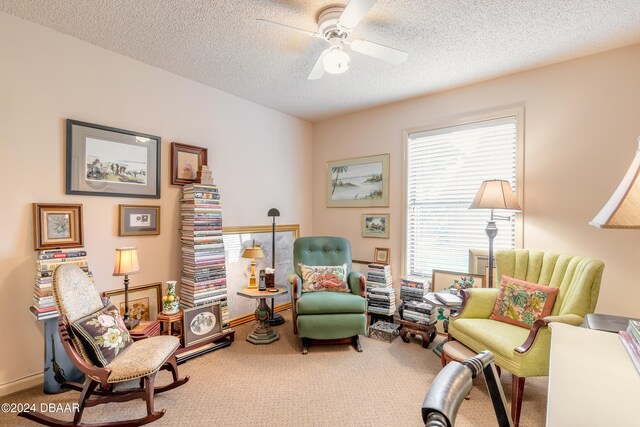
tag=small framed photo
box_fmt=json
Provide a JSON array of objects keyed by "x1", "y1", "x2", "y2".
[
  {"x1": 183, "y1": 303, "x2": 222, "y2": 347},
  {"x1": 103, "y1": 282, "x2": 162, "y2": 321},
  {"x1": 118, "y1": 204, "x2": 160, "y2": 236},
  {"x1": 171, "y1": 142, "x2": 208, "y2": 185},
  {"x1": 431, "y1": 270, "x2": 485, "y2": 293},
  {"x1": 374, "y1": 247, "x2": 390, "y2": 265},
  {"x1": 362, "y1": 213, "x2": 390, "y2": 238},
  {"x1": 33, "y1": 203, "x2": 84, "y2": 251},
  {"x1": 66, "y1": 119, "x2": 161, "y2": 198}
]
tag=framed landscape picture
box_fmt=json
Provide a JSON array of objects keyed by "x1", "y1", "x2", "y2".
[
  {"x1": 118, "y1": 205, "x2": 160, "y2": 236},
  {"x1": 183, "y1": 303, "x2": 222, "y2": 347},
  {"x1": 66, "y1": 120, "x2": 161, "y2": 198},
  {"x1": 33, "y1": 203, "x2": 83, "y2": 250},
  {"x1": 326, "y1": 154, "x2": 390, "y2": 207},
  {"x1": 171, "y1": 142, "x2": 208, "y2": 185},
  {"x1": 103, "y1": 282, "x2": 162, "y2": 321},
  {"x1": 362, "y1": 213, "x2": 390, "y2": 238}
]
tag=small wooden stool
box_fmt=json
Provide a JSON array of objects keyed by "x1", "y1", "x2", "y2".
[
  {"x1": 157, "y1": 310, "x2": 183, "y2": 342},
  {"x1": 399, "y1": 319, "x2": 437, "y2": 348}
]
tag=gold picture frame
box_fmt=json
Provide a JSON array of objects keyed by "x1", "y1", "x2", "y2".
[
  {"x1": 373, "y1": 247, "x2": 390, "y2": 264},
  {"x1": 171, "y1": 142, "x2": 208, "y2": 186},
  {"x1": 103, "y1": 282, "x2": 162, "y2": 321},
  {"x1": 33, "y1": 203, "x2": 84, "y2": 251}
]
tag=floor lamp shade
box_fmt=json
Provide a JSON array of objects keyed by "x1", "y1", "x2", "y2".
[{"x1": 591, "y1": 140, "x2": 640, "y2": 229}]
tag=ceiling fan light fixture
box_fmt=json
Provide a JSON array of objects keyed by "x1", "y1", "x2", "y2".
[{"x1": 323, "y1": 46, "x2": 350, "y2": 74}]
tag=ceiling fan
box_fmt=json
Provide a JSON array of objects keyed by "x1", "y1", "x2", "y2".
[{"x1": 257, "y1": 0, "x2": 408, "y2": 80}]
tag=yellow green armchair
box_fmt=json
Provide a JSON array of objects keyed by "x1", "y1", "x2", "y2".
[{"x1": 448, "y1": 249, "x2": 604, "y2": 426}]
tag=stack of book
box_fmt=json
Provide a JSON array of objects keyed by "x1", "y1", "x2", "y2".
[
  {"x1": 31, "y1": 248, "x2": 92, "y2": 320},
  {"x1": 366, "y1": 263, "x2": 396, "y2": 316},
  {"x1": 180, "y1": 184, "x2": 230, "y2": 329},
  {"x1": 619, "y1": 319, "x2": 640, "y2": 375},
  {"x1": 401, "y1": 300, "x2": 436, "y2": 325},
  {"x1": 400, "y1": 276, "x2": 430, "y2": 302}
]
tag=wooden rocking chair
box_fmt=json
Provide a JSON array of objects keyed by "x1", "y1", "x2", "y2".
[{"x1": 19, "y1": 264, "x2": 189, "y2": 426}]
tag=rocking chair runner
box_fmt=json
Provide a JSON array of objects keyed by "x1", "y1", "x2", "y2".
[{"x1": 19, "y1": 264, "x2": 189, "y2": 427}]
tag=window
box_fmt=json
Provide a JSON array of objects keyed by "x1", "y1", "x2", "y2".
[{"x1": 404, "y1": 113, "x2": 521, "y2": 278}]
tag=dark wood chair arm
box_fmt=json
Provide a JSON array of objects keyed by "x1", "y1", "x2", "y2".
[
  {"x1": 358, "y1": 275, "x2": 366, "y2": 298},
  {"x1": 58, "y1": 315, "x2": 112, "y2": 388},
  {"x1": 291, "y1": 275, "x2": 301, "y2": 301},
  {"x1": 449, "y1": 290, "x2": 471, "y2": 319},
  {"x1": 515, "y1": 318, "x2": 550, "y2": 354}
]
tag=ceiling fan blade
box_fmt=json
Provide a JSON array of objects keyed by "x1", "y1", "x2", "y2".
[
  {"x1": 256, "y1": 19, "x2": 323, "y2": 38},
  {"x1": 308, "y1": 51, "x2": 328, "y2": 80},
  {"x1": 350, "y1": 39, "x2": 408, "y2": 65},
  {"x1": 337, "y1": 0, "x2": 378, "y2": 30}
]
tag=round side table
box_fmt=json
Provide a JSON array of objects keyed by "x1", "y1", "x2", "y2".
[{"x1": 157, "y1": 310, "x2": 183, "y2": 342}]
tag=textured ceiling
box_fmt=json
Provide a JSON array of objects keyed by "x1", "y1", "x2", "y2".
[{"x1": 2, "y1": 0, "x2": 640, "y2": 122}]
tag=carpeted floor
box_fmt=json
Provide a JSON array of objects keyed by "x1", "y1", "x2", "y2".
[{"x1": 0, "y1": 311, "x2": 547, "y2": 426}]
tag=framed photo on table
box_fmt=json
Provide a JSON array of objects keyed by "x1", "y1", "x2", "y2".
[
  {"x1": 373, "y1": 247, "x2": 390, "y2": 264},
  {"x1": 326, "y1": 154, "x2": 390, "y2": 207},
  {"x1": 33, "y1": 203, "x2": 84, "y2": 250},
  {"x1": 66, "y1": 119, "x2": 161, "y2": 198},
  {"x1": 431, "y1": 270, "x2": 485, "y2": 293},
  {"x1": 183, "y1": 303, "x2": 222, "y2": 347},
  {"x1": 103, "y1": 283, "x2": 162, "y2": 321},
  {"x1": 118, "y1": 205, "x2": 160, "y2": 236},
  {"x1": 171, "y1": 142, "x2": 208, "y2": 185}
]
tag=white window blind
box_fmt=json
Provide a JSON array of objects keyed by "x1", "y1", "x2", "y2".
[{"x1": 406, "y1": 116, "x2": 518, "y2": 278}]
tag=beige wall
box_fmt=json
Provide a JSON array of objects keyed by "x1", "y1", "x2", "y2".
[
  {"x1": 313, "y1": 43, "x2": 640, "y2": 319},
  {"x1": 0, "y1": 13, "x2": 312, "y2": 393}
]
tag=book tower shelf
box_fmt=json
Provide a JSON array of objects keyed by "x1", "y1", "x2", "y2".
[{"x1": 178, "y1": 183, "x2": 234, "y2": 361}]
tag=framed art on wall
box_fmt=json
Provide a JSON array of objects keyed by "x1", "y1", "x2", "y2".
[
  {"x1": 183, "y1": 303, "x2": 222, "y2": 347},
  {"x1": 118, "y1": 205, "x2": 160, "y2": 236},
  {"x1": 362, "y1": 213, "x2": 390, "y2": 238},
  {"x1": 103, "y1": 282, "x2": 162, "y2": 321},
  {"x1": 171, "y1": 142, "x2": 208, "y2": 185},
  {"x1": 33, "y1": 203, "x2": 84, "y2": 250},
  {"x1": 326, "y1": 154, "x2": 390, "y2": 207},
  {"x1": 66, "y1": 119, "x2": 161, "y2": 198}
]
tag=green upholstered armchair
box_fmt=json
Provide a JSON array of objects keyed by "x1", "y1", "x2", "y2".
[
  {"x1": 288, "y1": 236, "x2": 368, "y2": 354},
  {"x1": 449, "y1": 249, "x2": 604, "y2": 426}
]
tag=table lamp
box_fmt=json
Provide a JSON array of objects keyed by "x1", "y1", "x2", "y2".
[
  {"x1": 591, "y1": 138, "x2": 640, "y2": 229},
  {"x1": 113, "y1": 247, "x2": 141, "y2": 330},
  {"x1": 241, "y1": 240, "x2": 265, "y2": 289},
  {"x1": 469, "y1": 180, "x2": 521, "y2": 288}
]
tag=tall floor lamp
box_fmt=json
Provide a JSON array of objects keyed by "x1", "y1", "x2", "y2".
[
  {"x1": 267, "y1": 208, "x2": 285, "y2": 326},
  {"x1": 469, "y1": 180, "x2": 521, "y2": 288},
  {"x1": 591, "y1": 138, "x2": 640, "y2": 229}
]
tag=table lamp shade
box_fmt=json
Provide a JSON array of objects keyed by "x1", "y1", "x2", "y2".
[
  {"x1": 591, "y1": 140, "x2": 640, "y2": 229},
  {"x1": 241, "y1": 246, "x2": 265, "y2": 259},
  {"x1": 469, "y1": 180, "x2": 521, "y2": 211},
  {"x1": 113, "y1": 247, "x2": 141, "y2": 276}
]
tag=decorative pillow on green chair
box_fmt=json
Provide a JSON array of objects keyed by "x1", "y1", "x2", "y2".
[
  {"x1": 490, "y1": 275, "x2": 559, "y2": 329},
  {"x1": 71, "y1": 303, "x2": 132, "y2": 366},
  {"x1": 298, "y1": 263, "x2": 349, "y2": 293}
]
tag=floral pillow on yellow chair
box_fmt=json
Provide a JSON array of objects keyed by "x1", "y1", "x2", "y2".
[{"x1": 490, "y1": 275, "x2": 559, "y2": 329}]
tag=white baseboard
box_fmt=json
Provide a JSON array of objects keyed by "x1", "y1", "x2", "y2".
[{"x1": 0, "y1": 373, "x2": 43, "y2": 397}]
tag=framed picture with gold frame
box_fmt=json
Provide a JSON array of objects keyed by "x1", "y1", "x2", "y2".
[
  {"x1": 373, "y1": 247, "x2": 390, "y2": 264},
  {"x1": 118, "y1": 204, "x2": 160, "y2": 236},
  {"x1": 171, "y1": 142, "x2": 208, "y2": 185},
  {"x1": 33, "y1": 203, "x2": 84, "y2": 250},
  {"x1": 103, "y1": 282, "x2": 162, "y2": 321},
  {"x1": 326, "y1": 153, "x2": 390, "y2": 207}
]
